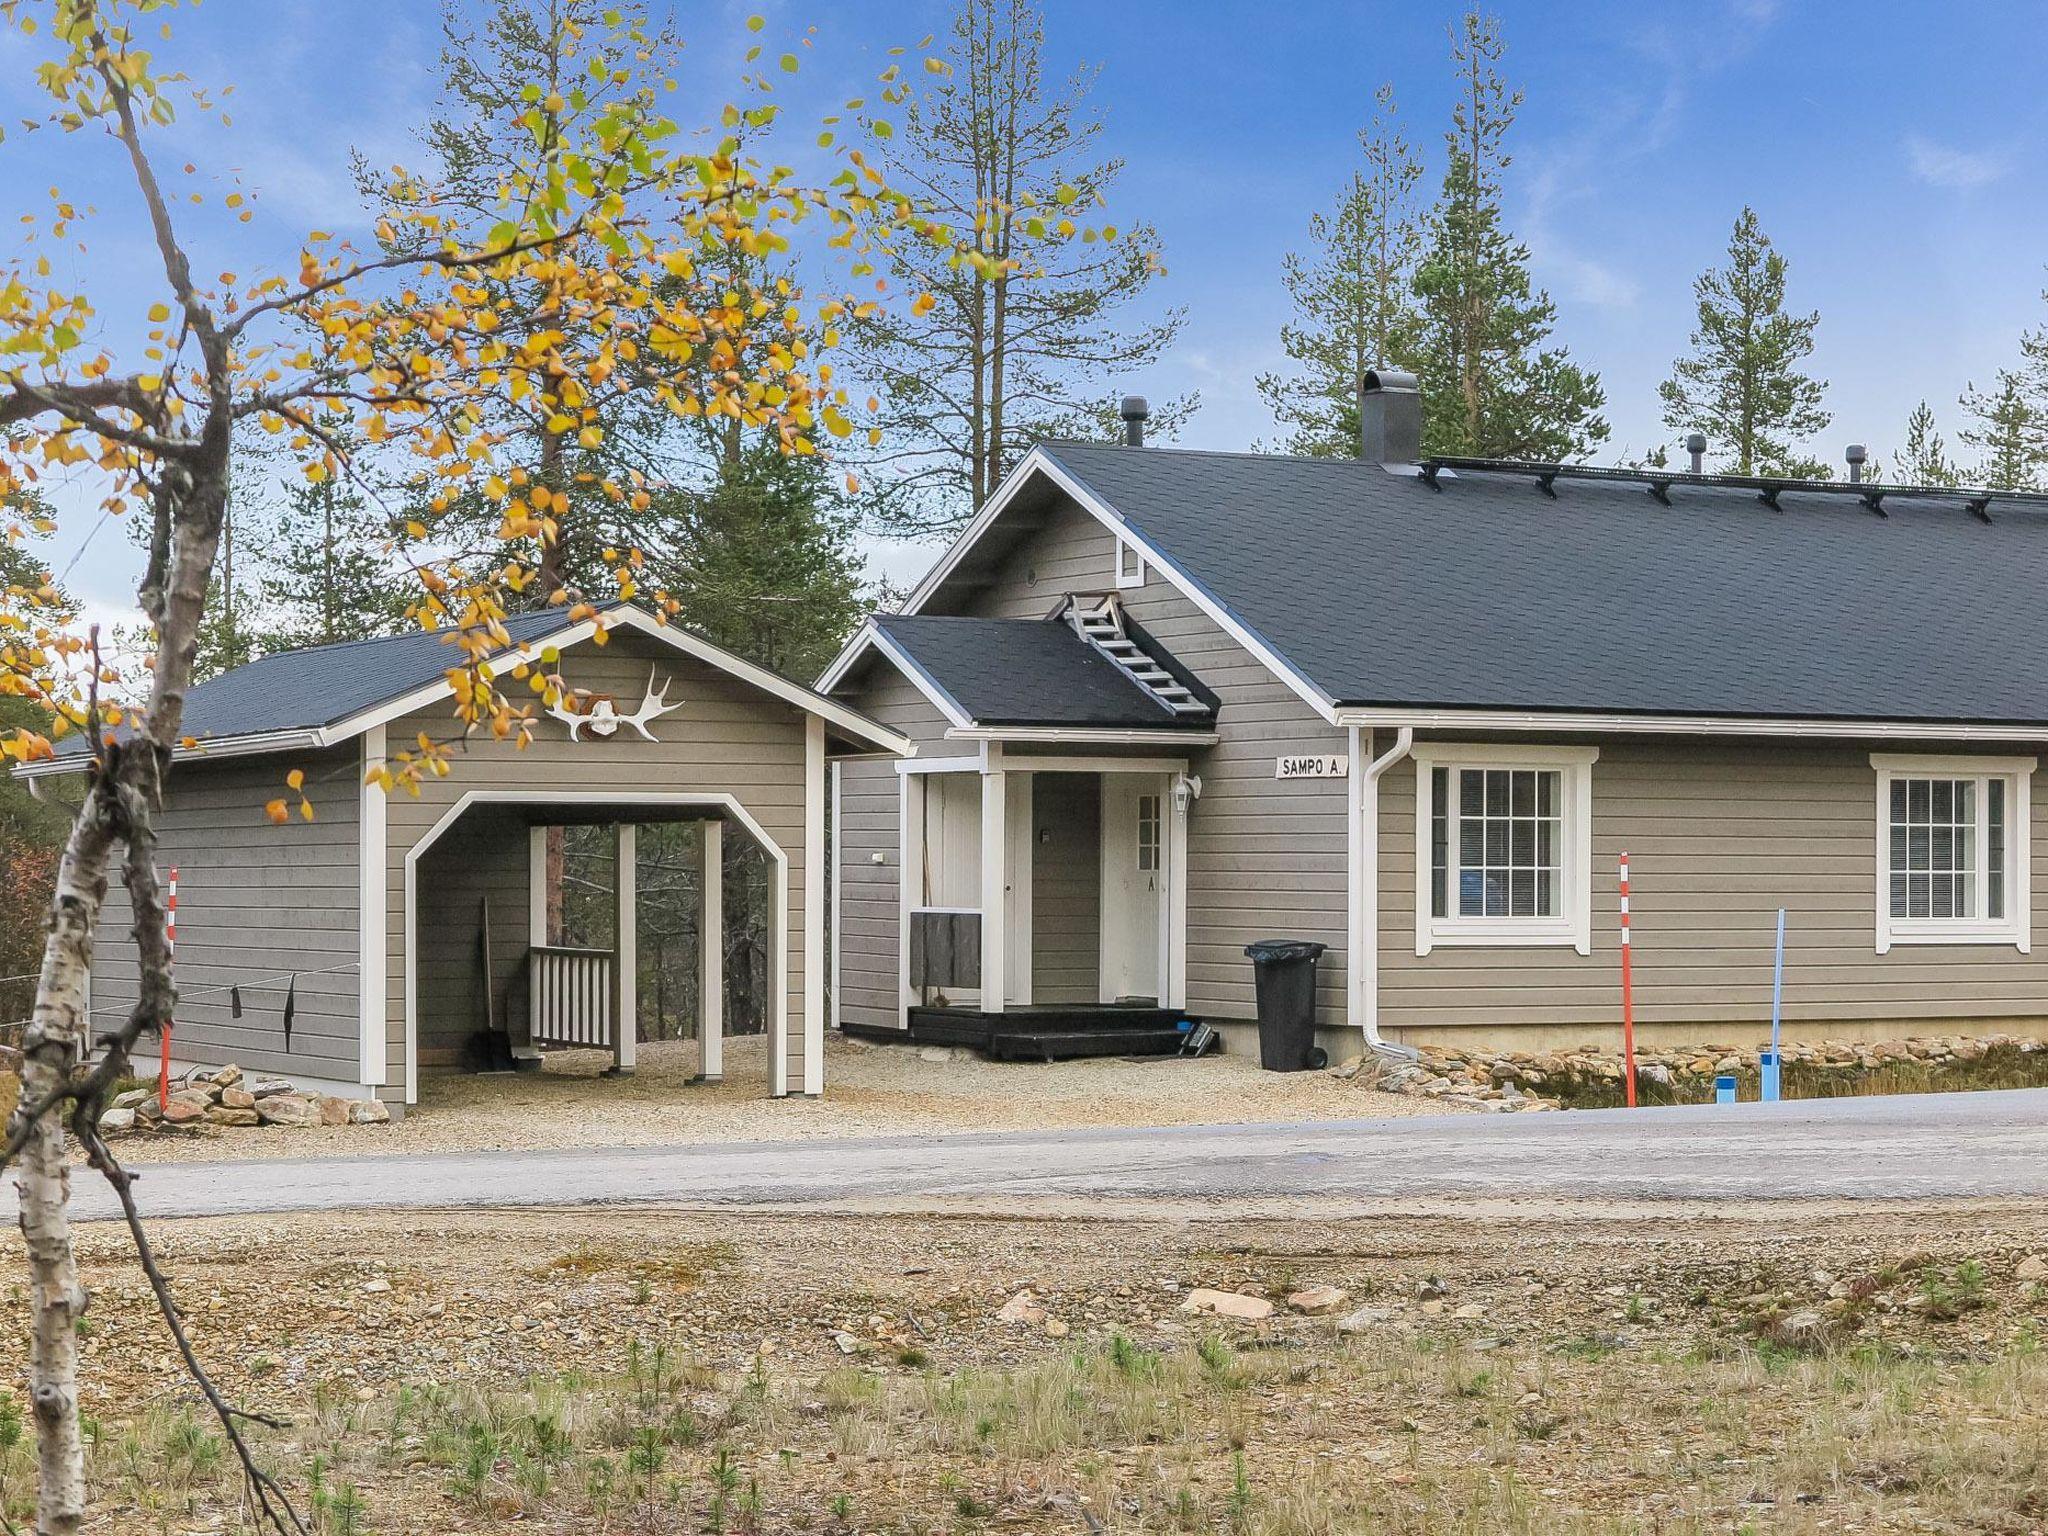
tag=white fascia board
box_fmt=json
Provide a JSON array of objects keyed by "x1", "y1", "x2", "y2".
[
  {"x1": 862, "y1": 625, "x2": 976, "y2": 730},
  {"x1": 943, "y1": 725, "x2": 1221, "y2": 747},
  {"x1": 832, "y1": 445, "x2": 1342, "y2": 727},
  {"x1": 12, "y1": 728, "x2": 325, "y2": 779},
  {"x1": 1339, "y1": 706, "x2": 2048, "y2": 744}
]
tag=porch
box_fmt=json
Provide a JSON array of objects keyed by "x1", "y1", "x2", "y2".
[{"x1": 883, "y1": 749, "x2": 1199, "y2": 1056}]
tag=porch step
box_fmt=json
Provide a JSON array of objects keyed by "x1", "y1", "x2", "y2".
[
  {"x1": 986, "y1": 1027, "x2": 1187, "y2": 1062},
  {"x1": 899, "y1": 1005, "x2": 1191, "y2": 1062}
]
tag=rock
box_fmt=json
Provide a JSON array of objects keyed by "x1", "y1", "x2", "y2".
[
  {"x1": 210, "y1": 1064, "x2": 243, "y2": 1088},
  {"x1": 255, "y1": 1094, "x2": 319, "y2": 1128},
  {"x1": 1638, "y1": 1062, "x2": 1673, "y2": 1087},
  {"x1": 1335, "y1": 1305, "x2": 1393, "y2": 1334},
  {"x1": 161, "y1": 1098, "x2": 207, "y2": 1125},
  {"x1": 1043, "y1": 1317, "x2": 1069, "y2": 1338},
  {"x1": 98, "y1": 1107, "x2": 136, "y2": 1134},
  {"x1": 316, "y1": 1096, "x2": 351, "y2": 1128},
  {"x1": 1416, "y1": 1277, "x2": 1448, "y2": 1300},
  {"x1": 1764, "y1": 1309, "x2": 1831, "y2": 1352},
  {"x1": 360, "y1": 1277, "x2": 391, "y2": 1295},
  {"x1": 204, "y1": 1106, "x2": 260, "y2": 1127},
  {"x1": 2016, "y1": 1254, "x2": 2048, "y2": 1282},
  {"x1": 349, "y1": 1099, "x2": 392, "y2": 1125},
  {"x1": 1330, "y1": 1054, "x2": 1363, "y2": 1081},
  {"x1": 248, "y1": 1078, "x2": 296, "y2": 1100},
  {"x1": 995, "y1": 1290, "x2": 1046, "y2": 1326},
  {"x1": 1451, "y1": 1302, "x2": 1485, "y2": 1321},
  {"x1": 168, "y1": 1087, "x2": 212, "y2": 1111},
  {"x1": 220, "y1": 1087, "x2": 256, "y2": 1110},
  {"x1": 1419, "y1": 1299, "x2": 1446, "y2": 1317},
  {"x1": 112, "y1": 1087, "x2": 154, "y2": 1110},
  {"x1": 916, "y1": 1046, "x2": 957, "y2": 1065},
  {"x1": 833, "y1": 1331, "x2": 860, "y2": 1356},
  {"x1": 1180, "y1": 1288, "x2": 1275, "y2": 1321},
  {"x1": 1286, "y1": 1285, "x2": 1350, "y2": 1316}
]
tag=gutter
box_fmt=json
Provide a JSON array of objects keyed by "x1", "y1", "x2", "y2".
[
  {"x1": 11, "y1": 727, "x2": 328, "y2": 780},
  {"x1": 1350, "y1": 724, "x2": 1418, "y2": 1061}
]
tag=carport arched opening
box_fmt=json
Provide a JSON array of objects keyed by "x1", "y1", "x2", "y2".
[{"x1": 403, "y1": 790, "x2": 790, "y2": 1100}]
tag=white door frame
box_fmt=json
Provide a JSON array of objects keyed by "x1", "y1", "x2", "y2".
[
  {"x1": 406, "y1": 790, "x2": 791, "y2": 1104},
  {"x1": 1097, "y1": 769, "x2": 1178, "y2": 1007}
]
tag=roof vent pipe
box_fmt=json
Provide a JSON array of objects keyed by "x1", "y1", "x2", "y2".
[
  {"x1": 1120, "y1": 395, "x2": 1150, "y2": 447},
  {"x1": 1685, "y1": 432, "x2": 1707, "y2": 474},
  {"x1": 1846, "y1": 443, "x2": 1868, "y2": 484},
  {"x1": 1358, "y1": 368, "x2": 1422, "y2": 466}
]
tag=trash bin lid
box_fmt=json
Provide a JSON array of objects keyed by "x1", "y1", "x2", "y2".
[{"x1": 1243, "y1": 939, "x2": 1328, "y2": 964}]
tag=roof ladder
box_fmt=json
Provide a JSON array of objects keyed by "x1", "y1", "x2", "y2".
[{"x1": 1067, "y1": 595, "x2": 1208, "y2": 715}]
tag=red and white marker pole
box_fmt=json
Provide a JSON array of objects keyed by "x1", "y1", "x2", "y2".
[
  {"x1": 1619, "y1": 851, "x2": 1638, "y2": 1108},
  {"x1": 159, "y1": 865, "x2": 177, "y2": 1113}
]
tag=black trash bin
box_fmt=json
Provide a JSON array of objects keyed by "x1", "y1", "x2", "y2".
[{"x1": 1243, "y1": 939, "x2": 1328, "y2": 1071}]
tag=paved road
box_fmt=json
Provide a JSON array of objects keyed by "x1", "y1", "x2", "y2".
[{"x1": 21, "y1": 1087, "x2": 2048, "y2": 1224}]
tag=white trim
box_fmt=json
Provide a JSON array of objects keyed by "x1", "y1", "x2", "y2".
[
  {"x1": 1412, "y1": 744, "x2": 1598, "y2": 958},
  {"x1": 829, "y1": 760, "x2": 842, "y2": 1036},
  {"x1": 612, "y1": 822, "x2": 638, "y2": 1073},
  {"x1": 403, "y1": 790, "x2": 790, "y2": 1104},
  {"x1": 357, "y1": 726, "x2": 388, "y2": 1090},
  {"x1": 944, "y1": 725, "x2": 1220, "y2": 747},
  {"x1": 1167, "y1": 773, "x2": 1190, "y2": 1010},
  {"x1": 1001, "y1": 754, "x2": 1192, "y2": 776},
  {"x1": 898, "y1": 773, "x2": 920, "y2": 1028},
  {"x1": 1114, "y1": 535, "x2": 1145, "y2": 591},
  {"x1": 1870, "y1": 753, "x2": 2034, "y2": 954},
  {"x1": 862, "y1": 622, "x2": 976, "y2": 730},
  {"x1": 803, "y1": 715, "x2": 827, "y2": 1095},
  {"x1": 815, "y1": 446, "x2": 1340, "y2": 723},
  {"x1": 700, "y1": 818, "x2": 725, "y2": 1082},
  {"x1": 897, "y1": 755, "x2": 985, "y2": 776},
  {"x1": 1338, "y1": 705, "x2": 2048, "y2": 744},
  {"x1": 979, "y1": 744, "x2": 1007, "y2": 1015},
  {"x1": 15, "y1": 728, "x2": 326, "y2": 779}
]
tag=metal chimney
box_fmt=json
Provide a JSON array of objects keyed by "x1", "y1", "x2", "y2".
[
  {"x1": 1120, "y1": 395, "x2": 1150, "y2": 448},
  {"x1": 1685, "y1": 433, "x2": 1707, "y2": 474},
  {"x1": 1358, "y1": 368, "x2": 1422, "y2": 465},
  {"x1": 1846, "y1": 443, "x2": 1868, "y2": 484}
]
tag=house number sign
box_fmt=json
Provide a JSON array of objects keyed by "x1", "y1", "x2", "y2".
[{"x1": 1275, "y1": 754, "x2": 1348, "y2": 779}]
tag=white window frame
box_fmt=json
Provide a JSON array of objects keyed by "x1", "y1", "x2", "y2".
[
  {"x1": 1114, "y1": 535, "x2": 1146, "y2": 590},
  {"x1": 1412, "y1": 744, "x2": 1597, "y2": 956},
  {"x1": 1871, "y1": 753, "x2": 2033, "y2": 954}
]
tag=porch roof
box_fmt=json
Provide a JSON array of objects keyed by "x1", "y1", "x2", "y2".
[{"x1": 871, "y1": 615, "x2": 1214, "y2": 730}]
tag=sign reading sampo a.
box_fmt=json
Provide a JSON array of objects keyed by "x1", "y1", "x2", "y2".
[{"x1": 1275, "y1": 754, "x2": 1348, "y2": 779}]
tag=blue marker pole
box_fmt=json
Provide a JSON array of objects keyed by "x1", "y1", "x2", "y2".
[{"x1": 1761, "y1": 908, "x2": 1786, "y2": 1103}]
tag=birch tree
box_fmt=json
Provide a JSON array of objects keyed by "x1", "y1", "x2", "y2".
[
  {"x1": 0, "y1": 5, "x2": 1066, "y2": 1529},
  {"x1": 1256, "y1": 84, "x2": 1425, "y2": 458}
]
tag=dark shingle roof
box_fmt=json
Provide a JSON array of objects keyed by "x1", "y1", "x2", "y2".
[
  {"x1": 874, "y1": 615, "x2": 1207, "y2": 728},
  {"x1": 1035, "y1": 440, "x2": 2048, "y2": 723},
  {"x1": 57, "y1": 608, "x2": 578, "y2": 754}
]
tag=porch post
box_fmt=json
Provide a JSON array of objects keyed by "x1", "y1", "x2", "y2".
[
  {"x1": 802, "y1": 714, "x2": 826, "y2": 1096},
  {"x1": 611, "y1": 821, "x2": 638, "y2": 1075},
  {"x1": 699, "y1": 817, "x2": 724, "y2": 1083},
  {"x1": 980, "y1": 744, "x2": 1007, "y2": 1013}
]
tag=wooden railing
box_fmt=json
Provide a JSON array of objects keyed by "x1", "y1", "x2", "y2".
[{"x1": 528, "y1": 945, "x2": 614, "y2": 1049}]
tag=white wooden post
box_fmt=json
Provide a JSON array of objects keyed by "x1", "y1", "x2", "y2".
[
  {"x1": 803, "y1": 715, "x2": 827, "y2": 1096},
  {"x1": 899, "y1": 773, "x2": 922, "y2": 1028},
  {"x1": 980, "y1": 745, "x2": 1007, "y2": 1014},
  {"x1": 611, "y1": 822, "x2": 638, "y2": 1075},
  {"x1": 515, "y1": 821, "x2": 546, "y2": 1067},
  {"x1": 699, "y1": 817, "x2": 724, "y2": 1083}
]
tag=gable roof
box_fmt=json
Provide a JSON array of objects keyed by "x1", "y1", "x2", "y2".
[
  {"x1": 24, "y1": 602, "x2": 908, "y2": 776},
  {"x1": 867, "y1": 438, "x2": 2048, "y2": 732},
  {"x1": 869, "y1": 614, "x2": 1213, "y2": 730}
]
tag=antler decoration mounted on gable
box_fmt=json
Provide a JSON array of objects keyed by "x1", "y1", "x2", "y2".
[{"x1": 547, "y1": 665, "x2": 684, "y2": 742}]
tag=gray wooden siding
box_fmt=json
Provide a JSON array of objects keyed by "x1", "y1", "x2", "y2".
[
  {"x1": 1031, "y1": 772, "x2": 1101, "y2": 1003},
  {"x1": 91, "y1": 750, "x2": 363, "y2": 1083},
  {"x1": 1378, "y1": 737, "x2": 2048, "y2": 1033},
  {"x1": 835, "y1": 673, "x2": 955, "y2": 1031},
  {"x1": 415, "y1": 806, "x2": 529, "y2": 1061},
  {"x1": 381, "y1": 630, "x2": 814, "y2": 1090},
  {"x1": 953, "y1": 497, "x2": 1351, "y2": 1027}
]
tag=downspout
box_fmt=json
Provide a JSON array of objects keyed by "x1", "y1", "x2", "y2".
[{"x1": 1353, "y1": 724, "x2": 1418, "y2": 1061}]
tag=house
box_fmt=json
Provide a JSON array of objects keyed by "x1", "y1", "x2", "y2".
[
  {"x1": 17, "y1": 602, "x2": 909, "y2": 1112},
  {"x1": 821, "y1": 373, "x2": 2048, "y2": 1063}
]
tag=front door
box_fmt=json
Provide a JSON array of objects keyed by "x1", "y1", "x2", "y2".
[{"x1": 1099, "y1": 775, "x2": 1165, "y2": 1003}]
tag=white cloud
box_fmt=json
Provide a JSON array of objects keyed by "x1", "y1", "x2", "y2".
[{"x1": 1905, "y1": 134, "x2": 2010, "y2": 190}]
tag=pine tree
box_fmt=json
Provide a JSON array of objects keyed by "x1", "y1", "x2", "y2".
[
  {"x1": 1657, "y1": 207, "x2": 1830, "y2": 477},
  {"x1": 1895, "y1": 400, "x2": 1961, "y2": 488},
  {"x1": 849, "y1": 0, "x2": 1189, "y2": 536},
  {"x1": 1257, "y1": 85, "x2": 1424, "y2": 457},
  {"x1": 1412, "y1": 11, "x2": 1606, "y2": 461},
  {"x1": 258, "y1": 459, "x2": 413, "y2": 650},
  {"x1": 1961, "y1": 371, "x2": 2044, "y2": 490}
]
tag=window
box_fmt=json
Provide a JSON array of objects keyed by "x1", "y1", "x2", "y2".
[
  {"x1": 1136, "y1": 792, "x2": 1162, "y2": 873},
  {"x1": 1114, "y1": 536, "x2": 1146, "y2": 590},
  {"x1": 1413, "y1": 746, "x2": 1596, "y2": 955},
  {"x1": 1872, "y1": 755, "x2": 2032, "y2": 952}
]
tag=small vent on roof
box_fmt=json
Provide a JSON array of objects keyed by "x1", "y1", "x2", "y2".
[
  {"x1": 1067, "y1": 595, "x2": 1208, "y2": 715},
  {"x1": 1686, "y1": 432, "x2": 1707, "y2": 474},
  {"x1": 1846, "y1": 443, "x2": 1868, "y2": 484},
  {"x1": 1120, "y1": 395, "x2": 1150, "y2": 447}
]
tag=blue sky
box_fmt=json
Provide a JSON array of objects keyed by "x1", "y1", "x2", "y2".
[{"x1": 6, "y1": 0, "x2": 2045, "y2": 615}]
